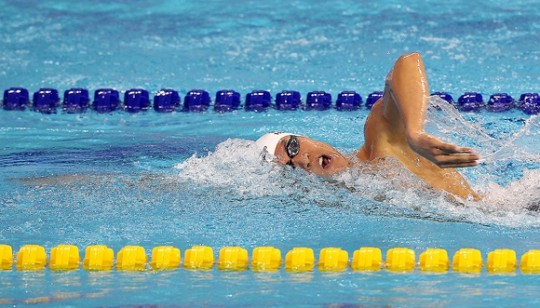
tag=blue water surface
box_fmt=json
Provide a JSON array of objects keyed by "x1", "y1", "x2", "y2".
[{"x1": 1, "y1": 0, "x2": 540, "y2": 306}]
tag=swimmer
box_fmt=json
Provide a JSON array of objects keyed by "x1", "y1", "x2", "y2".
[{"x1": 257, "y1": 52, "x2": 480, "y2": 200}]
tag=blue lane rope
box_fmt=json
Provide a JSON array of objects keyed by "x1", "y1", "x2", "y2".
[{"x1": 2, "y1": 87, "x2": 540, "y2": 114}]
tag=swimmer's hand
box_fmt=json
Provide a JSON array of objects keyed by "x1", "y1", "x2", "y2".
[{"x1": 407, "y1": 132, "x2": 479, "y2": 168}]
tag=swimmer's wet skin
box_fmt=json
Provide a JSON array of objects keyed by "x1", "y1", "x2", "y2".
[{"x1": 257, "y1": 52, "x2": 480, "y2": 201}]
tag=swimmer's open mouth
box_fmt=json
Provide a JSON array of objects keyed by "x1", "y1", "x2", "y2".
[{"x1": 319, "y1": 155, "x2": 331, "y2": 169}]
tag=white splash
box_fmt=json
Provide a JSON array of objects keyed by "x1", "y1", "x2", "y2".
[
  {"x1": 173, "y1": 99, "x2": 540, "y2": 228},
  {"x1": 174, "y1": 139, "x2": 300, "y2": 198}
]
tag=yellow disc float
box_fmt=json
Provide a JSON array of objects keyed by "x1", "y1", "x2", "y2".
[
  {"x1": 184, "y1": 245, "x2": 214, "y2": 270},
  {"x1": 419, "y1": 248, "x2": 449, "y2": 273},
  {"x1": 117, "y1": 246, "x2": 147, "y2": 271},
  {"x1": 83, "y1": 245, "x2": 114, "y2": 271},
  {"x1": 318, "y1": 247, "x2": 348, "y2": 272},
  {"x1": 487, "y1": 249, "x2": 516, "y2": 274},
  {"x1": 386, "y1": 247, "x2": 415, "y2": 272},
  {"x1": 50, "y1": 244, "x2": 80, "y2": 271},
  {"x1": 351, "y1": 247, "x2": 382, "y2": 271},
  {"x1": 16, "y1": 245, "x2": 47, "y2": 270},
  {"x1": 520, "y1": 250, "x2": 540, "y2": 274},
  {"x1": 251, "y1": 246, "x2": 282, "y2": 272},
  {"x1": 150, "y1": 246, "x2": 181, "y2": 270},
  {"x1": 452, "y1": 248, "x2": 483, "y2": 273},
  {"x1": 0, "y1": 244, "x2": 13, "y2": 270},
  {"x1": 285, "y1": 247, "x2": 314, "y2": 272},
  {"x1": 218, "y1": 246, "x2": 248, "y2": 271}
]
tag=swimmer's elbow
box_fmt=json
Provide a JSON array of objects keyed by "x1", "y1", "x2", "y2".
[
  {"x1": 399, "y1": 52, "x2": 422, "y2": 62},
  {"x1": 391, "y1": 52, "x2": 425, "y2": 80}
]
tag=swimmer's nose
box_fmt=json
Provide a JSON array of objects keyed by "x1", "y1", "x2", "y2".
[{"x1": 295, "y1": 153, "x2": 311, "y2": 170}]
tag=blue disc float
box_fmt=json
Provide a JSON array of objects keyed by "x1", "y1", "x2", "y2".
[
  {"x1": 487, "y1": 93, "x2": 514, "y2": 112},
  {"x1": 124, "y1": 89, "x2": 150, "y2": 113},
  {"x1": 336, "y1": 91, "x2": 362, "y2": 111},
  {"x1": 1, "y1": 87, "x2": 540, "y2": 114},
  {"x1": 33, "y1": 88, "x2": 59, "y2": 114},
  {"x1": 276, "y1": 90, "x2": 301, "y2": 111},
  {"x1": 64, "y1": 88, "x2": 90, "y2": 113},
  {"x1": 432, "y1": 91, "x2": 454, "y2": 104},
  {"x1": 153, "y1": 89, "x2": 180, "y2": 113},
  {"x1": 93, "y1": 89, "x2": 120, "y2": 113},
  {"x1": 306, "y1": 91, "x2": 332, "y2": 110},
  {"x1": 245, "y1": 90, "x2": 271, "y2": 112},
  {"x1": 214, "y1": 90, "x2": 241, "y2": 112},
  {"x1": 519, "y1": 93, "x2": 540, "y2": 115},
  {"x1": 184, "y1": 89, "x2": 210, "y2": 112},
  {"x1": 3, "y1": 87, "x2": 29, "y2": 111},
  {"x1": 457, "y1": 92, "x2": 484, "y2": 112},
  {"x1": 366, "y1": 91, "x2": 383, "y2": 109}
]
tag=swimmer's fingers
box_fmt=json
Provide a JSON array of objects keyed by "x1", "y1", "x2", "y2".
[
  {"x1": 432, "y1": 152, "x2": 480, "y2": 168},
  {"x1": 408, "y1": 132, "x2": 479, "y2": 167},
  {"x1": 431, "y1": 146, "x2": 479, "y2": 158},
  {"x1": 438, "y1": 161, "x2": 479, "y2": 168},
  {"x1": 432, "y1": 142, "x2": 476, "y2": 155}
]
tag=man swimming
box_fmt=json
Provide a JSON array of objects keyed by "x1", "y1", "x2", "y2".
[{"x1": 257, "y1": 52, "x2": 480, "y2": 200}]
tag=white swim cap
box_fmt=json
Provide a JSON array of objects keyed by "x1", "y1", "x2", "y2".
[{"x1": 256, "y1": 132, "x2": 298, "y2": 155}]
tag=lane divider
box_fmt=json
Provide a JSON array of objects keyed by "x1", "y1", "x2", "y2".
[
  {"x1": 1, "y1": 244, "x2": 540, "y2": 274},
  {"x1": 2, "y1": 87, "x2": 540, "y2": 114}
]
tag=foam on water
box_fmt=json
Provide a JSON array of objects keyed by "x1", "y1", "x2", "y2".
[{"x1": 173, "y1": 97, "x2": 540, "y2": 228}]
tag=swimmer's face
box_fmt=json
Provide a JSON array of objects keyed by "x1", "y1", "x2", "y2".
[{"x1": 274, "y1": 135, "x2": 349, "y2": 177}]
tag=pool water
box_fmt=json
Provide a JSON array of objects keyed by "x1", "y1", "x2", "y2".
[{"x1": 2, "y1": 0, "x2": 540, "y2": 306}]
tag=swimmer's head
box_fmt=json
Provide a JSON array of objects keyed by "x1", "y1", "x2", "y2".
[
  {"x1": 256, "y1": 132, "x2": 298, "y2": 156},
  {"x1": 256, "y1": 132, "x2": 349, "y2": 177}
]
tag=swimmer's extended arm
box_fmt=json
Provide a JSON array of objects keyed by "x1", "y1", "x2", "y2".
[{"x1": 384, "y1": 52, "x2": 479, "y2": 168}]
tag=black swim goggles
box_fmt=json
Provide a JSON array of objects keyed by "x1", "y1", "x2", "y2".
[{"x1": 285, "y1": 135, "x2": 300, "y2": 167}]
